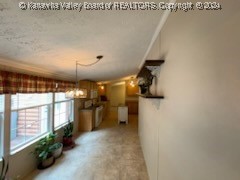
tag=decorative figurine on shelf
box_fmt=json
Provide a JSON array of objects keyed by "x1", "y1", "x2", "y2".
[
  {"x1": 138, "y1": 75, "x2": 154, "y2": 95},
  {"x1": 138, "y1": 78, "x2": 147, "y2": 94}
]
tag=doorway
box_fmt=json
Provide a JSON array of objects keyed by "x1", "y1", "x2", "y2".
[{"x1": 110, "y1": 82, "x2": 126, "y2": 112}]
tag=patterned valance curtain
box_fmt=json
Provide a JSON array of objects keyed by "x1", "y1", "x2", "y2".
[
  {"x1": 36, "y1": 76, "x2": 54, "y2": 93},
  {"x1": 0, "y1": 70, "x2": 75, "y2": 94}
]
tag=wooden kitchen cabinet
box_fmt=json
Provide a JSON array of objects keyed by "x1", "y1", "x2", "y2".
[
  {"x1": 78, "y1": 109, "x2": 95, "y2": 131},
  {"x1": 126, "y1": 101, "x2": 138, "y2": 114},
  {"x1": 79, "y1": 80, "x2": 90, "y2": 89},
  {"x1": 126, "y1": 84, "x2": 139, "y2": 96},
  {"x1": 79, "y1": 80, "x2": 97, "y2": 90},
  {"x1": 79, "y1": 80, "x2": 97, "y2": 99}
]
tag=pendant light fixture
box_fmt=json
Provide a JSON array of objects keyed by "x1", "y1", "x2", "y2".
[{"x1": 65, "y1": 55, "x2": 103, "y2": 99}]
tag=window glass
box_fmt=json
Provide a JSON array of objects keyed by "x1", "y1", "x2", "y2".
[
  {"x1": 0, "y1": 95, "x2": 4, "y2": 112},
  {"x1": 11, "y1": 93, "x2": 52, "y2": 110},
  {"x1": 0, "y1": 95, "x2": 4, "y2": 156},
  {"x1": 10, "y1": 93, "x2": 52, "y2": 151},
  {"x1": 54, "y1": 100, "x2": 73, "y2": 128},
  {"x1": 55, "y1": 92, "x2": 68, "y2": 102},
  {"x1": 54, "y1": 93, "x2": 73, "y2": 128}
]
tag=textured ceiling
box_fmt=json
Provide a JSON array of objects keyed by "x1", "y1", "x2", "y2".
[{"x1": 0, "y1": 0, "x2": 164, "y2": 82}]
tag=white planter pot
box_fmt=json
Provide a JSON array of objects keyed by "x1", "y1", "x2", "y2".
[
  {"x1": 41, "y1": 156, "x2": 55, "y2": 168},
  {"x1": 52, "y1": 143, "x2": 63, "y2": 159}
]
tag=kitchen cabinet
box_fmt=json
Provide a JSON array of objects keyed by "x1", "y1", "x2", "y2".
[
  {"x1": 79, "y1": 80, "x2": 90, "y2": 89},
  {"x1": 126, "y1": 100, "x2": 138, "y2": 114},
  {"x1": 78, "y1": 109, "x2": 95, "y2": 131},
  {"x1": 126, "y1": 84, "x2": 138, "y2": 96},
  {"x1": 79, "y1": 80, "x2": 97, "y2": 99}
]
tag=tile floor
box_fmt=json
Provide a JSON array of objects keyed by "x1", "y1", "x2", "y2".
[{"x1": 25, "y1": 111, "x2": 149, "y2": 180}]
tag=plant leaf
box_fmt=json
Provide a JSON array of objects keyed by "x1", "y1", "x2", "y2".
[
  {"x1": 0, "y1": 157, "x2": 5, "y2": 179},
  {"x1": 2, "y1": 162, "x2": 9, "y2": 180}
]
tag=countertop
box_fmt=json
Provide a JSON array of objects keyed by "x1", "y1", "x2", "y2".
[{"x1": 79, "y1": 105, "x2": 103, "y2": 111}]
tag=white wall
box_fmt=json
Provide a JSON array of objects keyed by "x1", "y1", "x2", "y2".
[
  {"x1": 106, "y1": 82, "x2": 126, "y2": 112},
  {"x1": 139, "y1": 0, "x2": 240, "y2": 180},
  {"x1": 139, "y1": 97, "x2": 160, "y2": 180},
  {"x1": 110, "y1": 84, "x2": 126, "y2": 107}
]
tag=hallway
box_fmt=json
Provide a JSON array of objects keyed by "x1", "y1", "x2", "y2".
[{"x1": 25, "y1": 112, "x2": 149, "y2": 180}]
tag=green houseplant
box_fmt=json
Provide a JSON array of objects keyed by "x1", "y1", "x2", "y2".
[
  {"x1": 34, "y1": 133, "x2": 56, "y2": 169},
  {"x1": 0, "y1": 157, "x2": 8, "y2": 180},
  {"x1": 63, "y1": 121, "x2": 74, "y2": 148}
]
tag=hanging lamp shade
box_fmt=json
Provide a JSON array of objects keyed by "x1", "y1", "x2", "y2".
[
  {"x1": 65, "y1": 88, "x2": 87, "y2": 99},
  {"x1": 65, "y1": 55, "x2": 103, "y2": 99},
  {"x1": 65, "y1": 61, "x2": 87, "y2": 99}
]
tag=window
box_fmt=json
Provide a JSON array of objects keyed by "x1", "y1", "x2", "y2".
[
  {"x1": 54, "y1": 93, "x2": 73, "y2": 129},
  {"x1": 10, "y1": 93, "x2": 52, "y2": 151},
  {"x1": 0, "y1": 95, "x2": 4, "y2": 157},
  {"x1": 0, "y1": 92, "x2": 74, "y2": 153}
]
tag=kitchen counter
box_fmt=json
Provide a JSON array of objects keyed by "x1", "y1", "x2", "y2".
[
  {"x1": 78, "y1": 108, "x2": 95, "y2": 132},
  {"x1": 79, "y1": 105, "x2": 102, "y2": 111},
  {"x1": 78, "y1": 105, "x2": 104, "y2": 132},
  {"x1": 80, "y1": 107, "x2": 95, "y2": 111}
]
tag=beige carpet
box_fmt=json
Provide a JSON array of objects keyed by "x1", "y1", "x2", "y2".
[{"x1": 25, "y1": 112, "x2": 149, "y2": 180}]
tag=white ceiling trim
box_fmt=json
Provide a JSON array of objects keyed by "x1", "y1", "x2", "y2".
[
  {"x1": 138, "y1": 0, "x2": 176, "y2": 69},
  {"x1": 0, "y1": 58, "x2": 73, "y2": 81}
]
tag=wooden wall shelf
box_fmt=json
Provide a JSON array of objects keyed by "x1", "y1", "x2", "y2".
[{"x1": 136, "y1": 93, "x2": 164, "y2": 99}]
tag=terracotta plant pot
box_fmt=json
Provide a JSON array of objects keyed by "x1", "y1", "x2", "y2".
[{"x1": 63, "y1": 136, "x2": 73, "y2": 147}]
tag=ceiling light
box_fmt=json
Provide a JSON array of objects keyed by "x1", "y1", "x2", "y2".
[
  {"x1": 66, "y1": 55, "x2": 103, "y2": 98},
  {"x1": 65, "y1": 61, "x2": 87, "y2": 99},
  {"x1": 129, "y1": 77, "x2": 136, "y2": 87}
]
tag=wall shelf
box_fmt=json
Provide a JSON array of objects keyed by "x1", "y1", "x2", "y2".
[{"x1": 136, "y1": 93, "x2": 164, "y2": 99}]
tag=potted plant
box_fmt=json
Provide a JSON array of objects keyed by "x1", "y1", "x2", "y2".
[
  {"x1": 34, "y1": 133, "x2": 56, "y2": 169},
  {"x1": 0, "y1": 157, "x2": 8, "y2": 180},
  {"x1": 50, "y1": 142, "x2": 63, "y2": 159},
  {"x1": 63, "y1": 120, "x2": 74, "y2": 148},
  {"x1": 46, "y1": 132, "x2": 63, "y2": 159}
]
